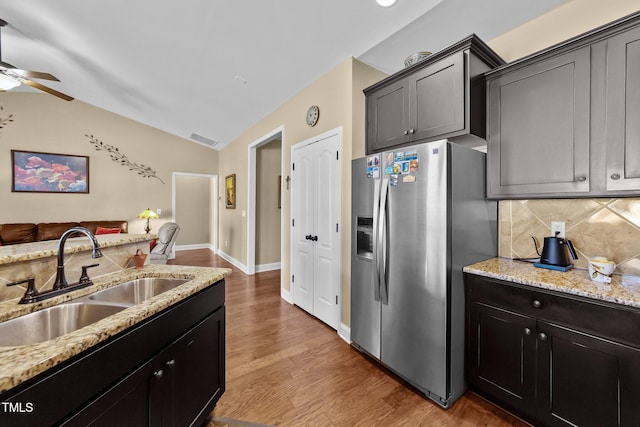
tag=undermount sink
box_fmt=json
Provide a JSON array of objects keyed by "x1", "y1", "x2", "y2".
[
  {"x1": 0, "y1": 303, "x2": 126, "y2": 347},
  {"x1": 87, "y1": 278, "x2": 190, "y2": 305}
]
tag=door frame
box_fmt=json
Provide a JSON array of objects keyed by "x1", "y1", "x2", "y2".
[
  {"x1": 247, "y1": 126, "x2": 285, "y2": 276},
  {"x1": 290, "y1": 127, "x2": 343, "y2": 329},
  {"x1": 172, "y1": 172, "x2": 219, "y2": 253}
]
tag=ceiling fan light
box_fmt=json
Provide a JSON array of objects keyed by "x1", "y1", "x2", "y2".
[
  {"x1": 0, "y1": 73, "x2": 20, "y2": 91},
  {"x1": 376, "y1": 0, "x2": 398, "y2": 7}
]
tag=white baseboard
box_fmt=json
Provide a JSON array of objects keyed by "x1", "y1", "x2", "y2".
[
  {"x1": 217, "y1": 250, "x2": 248, "y2": 274},
  {"x1": 338, "y1": 323, "x2": 351, "y2": 344},
  {"x1": 280, "y1": 286, "x2": 293, "y2": 304},
  {"x1": 175, "y1": 243, "x2": 215, "y2": 251},
  {"x1": 256, "y1": 262, "x2": 281, "y2": 272}
]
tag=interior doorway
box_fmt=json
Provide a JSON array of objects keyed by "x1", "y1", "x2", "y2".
[
  {"x1": 173, "y1": 172, "x2": 219, "y2": 253},
  {"x1": 247, "y1": 126, "x2": 285, "y2": 276}
]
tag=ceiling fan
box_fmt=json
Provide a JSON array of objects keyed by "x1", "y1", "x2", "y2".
[{"x1": 0, "y1": 19, "x2": 73, "y2": 101}]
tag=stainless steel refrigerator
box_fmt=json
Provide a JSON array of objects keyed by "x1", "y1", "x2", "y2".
[{"x1": 351, "y1": 139, "x2": 497, "y2": 408}]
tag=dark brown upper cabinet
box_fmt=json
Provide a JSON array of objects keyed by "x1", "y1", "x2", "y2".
[
  {"x1": 486, "y1": 11, "x2": 640, "y2": 199},
  {"x1": 364, "y1": 35, "x2": 504, "y2": 154}
]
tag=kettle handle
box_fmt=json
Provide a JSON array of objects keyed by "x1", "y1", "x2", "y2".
[{"x1": 565, "y1": 239, "x2": 578, "y2": 260}]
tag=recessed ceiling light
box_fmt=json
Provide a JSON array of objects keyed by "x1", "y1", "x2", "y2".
[{"x1": 376, "y1": 0, "x2": 398, "y2": 7}]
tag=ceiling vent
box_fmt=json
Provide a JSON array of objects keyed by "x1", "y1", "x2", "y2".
[{"x1": 189, "y1": 132, "x2": 219, "y2": 149}]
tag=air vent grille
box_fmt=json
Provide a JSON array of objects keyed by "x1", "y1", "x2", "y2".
[{"x1": 189, "y1": 132, "x2": 219, "y2": 148}]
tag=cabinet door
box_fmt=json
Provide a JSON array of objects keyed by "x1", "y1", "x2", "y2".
[
  {"x1": 60, "y1": 357, "x2": 159, "y2": 427},
  {"x1": 410, "y1": 51, "x2": 465, "y2": 141},
  {"x1": 366, "y1": 78, "x2": 410, "y2": 153},
  {"x1": 468, "y1": 302, "x2": 537, "y2": 417},
  {"x1": 164, "y1": 307, "x2": 225, "y2": 427},
  {"x1": 536, "y1": 321, "x2": 640, "y2": 427},
  {"x1": 487, "y1": 47, "x2": 591, "y2": 198},
  {"x1": 606, "y1": 25, "x2": 640, "y2": 191}
]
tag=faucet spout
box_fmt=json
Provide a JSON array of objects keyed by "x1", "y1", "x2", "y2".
[{"x1": 53, "y1": 227, "x2": 103, "y2": 290}]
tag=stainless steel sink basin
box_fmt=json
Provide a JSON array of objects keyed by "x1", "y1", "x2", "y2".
[
  {"x1": 0, "y1": 303, "x2": 126, "y2": 347},
  {"x1": 88, "y1": 278, "x2": 189, "y2": 305}
]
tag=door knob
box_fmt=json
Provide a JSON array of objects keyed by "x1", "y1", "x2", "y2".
[
  {"x1": 524, "y1": 328, "x2": 532, "y2": 336},
  {"x1": 538, "y1": 333, "x2": 548, "y2": 341},
  {"x1": 576, "y1": 176, "x2": 587, "y2": 182},
  {"x1": 532, "y1": 300, "x2": 542, "y2": 309},
  {"x1": 312, "y1": 235, "x2": 318, "y2": 241},
  {"x1": 611, "y1": 173, "x2": 621, "y2": 180},
  {"x1": 305, "y1": 235, "x2": 311, "y2": 240}
]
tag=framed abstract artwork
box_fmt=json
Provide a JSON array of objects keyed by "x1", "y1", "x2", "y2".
[
  {"x1": 11, "y1": 150, "x2": 89, "y2": 193},
  {"x1": 225, "y1": 173, "x2": 236, "y2": 209}
]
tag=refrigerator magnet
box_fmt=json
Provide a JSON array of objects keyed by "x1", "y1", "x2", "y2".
[
  {"x1": 403, "y1": 175, "x2": 416, "y2": 183},
  {"x1": 410, "y1": 159, "x2": 419, "y2": 171},
  {"x1": 367, "y1": 166, "x2": 380, "y2": 178},
  {"x1": 401, "y1": 161, "x2": 410, "y2": 174},
  {"x1": 405, "y1": 150, "x2": 418, "y2": 160},
  {"x1": 385, "y1": 152, "x2": 394, "y2": 167},
  {"x1": 393, "y1": 163, "x2": 401, "y2": 174},
  {"x1": 394, "y1": 151, "x2": 405, "y2": 162},
  {"x1": 384, "y1": 165, "x2": 394, "y2": 175},
  {"x1": 390, "y1": 174, "x2": 399, "y2": 186}
]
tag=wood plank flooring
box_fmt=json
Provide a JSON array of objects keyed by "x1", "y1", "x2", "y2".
[{"x1": 170, "y1": 249, "x2": 529, "y2": 426}]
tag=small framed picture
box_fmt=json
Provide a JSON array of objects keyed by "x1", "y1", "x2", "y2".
[{"x1": 225, "y1": 173, "x2": 236, "y2": 209}]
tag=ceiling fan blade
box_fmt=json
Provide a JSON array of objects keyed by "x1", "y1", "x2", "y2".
[
  {"x1": 12, "y1": 69, "x2": 60, "y2": 81},
  {"x1": 21, "y1": 79, "x2": 73, "y2": 101}
]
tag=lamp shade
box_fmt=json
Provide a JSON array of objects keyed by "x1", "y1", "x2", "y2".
[{"x1": 138, "y1": 208, "x2": 159, "y2": 219}]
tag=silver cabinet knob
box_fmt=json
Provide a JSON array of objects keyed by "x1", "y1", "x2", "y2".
[
  {"x1": 577, "y1": 176, "x2": 587, "y2": 182},
  {"x1": 524, "y1": 328, "x2": 532, "y2": 336},
  {"x1": 532, "y1": 300, "x2": 542, "y2": 309},
  {"x1": 611, "y1": 173, "x2": 621, "y2": 180},
  {"x1": 409, "y1": 129, "x2": 415, "y2": 134},
  {"x1": 538, "y1": 332, "x2": 548, "y2": 341},
  {"x1": 403, "y1": 130, "x2": 409, "y2": 135},
  {"x1": 153, "y1": 370, "x2": 164, "y2": 379},
  {"x1": 166, "y1": 359, "x2": 175, "y2": 367}
]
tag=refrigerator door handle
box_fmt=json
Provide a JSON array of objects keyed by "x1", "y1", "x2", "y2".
[
  {"x1": 379, "y1": 178, "x2": 389, "y2": 305},
  {"x1": 372, "y1": 178, "x2": 381, "y2": 302}
]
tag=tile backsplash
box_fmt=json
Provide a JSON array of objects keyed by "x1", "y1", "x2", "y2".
[{"x1": 499, "y1": 198, "x2": 640, "y2": 275}]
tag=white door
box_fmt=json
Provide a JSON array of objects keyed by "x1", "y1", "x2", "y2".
[{"x1": 291, "y1": 132, "x2": 341, "y2": 330}]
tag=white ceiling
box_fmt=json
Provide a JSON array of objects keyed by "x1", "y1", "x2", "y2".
[{"x1": 0, "y1": 0, "x2": 566, "y2": 150}]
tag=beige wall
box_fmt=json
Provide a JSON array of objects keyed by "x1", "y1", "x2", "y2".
[
  {"x1": 256, "y1": 139, "x2": 282, "y2": 265},
  {"x1": 175, "y1": 175, "x2": 213, "y2": 245},
  {"x1": 0, "y1": 93, "x2": 218, "y2": 233},
  {"x1": 489, "y1": 0, "x2": 640, "y2": 62},
  {"x1": 218, "y1": 57, "x2": 386, "y2": 327}
]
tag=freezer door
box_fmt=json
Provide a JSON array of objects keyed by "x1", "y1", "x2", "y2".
[
  {"x1": 380, "y1": 140, "x2": 449, "y2": 400},
  {"x1": 351, "y1": 156, "x2": 381, "y2": 359}
]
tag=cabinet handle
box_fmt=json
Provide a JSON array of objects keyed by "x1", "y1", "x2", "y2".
[
  {"x1": 524, "y1": 328, "x2": 532, "y2": 336},
  {"x1": 576, "y1": 176, "x2": 587, "y2": 182},
  {"x1": 153, "y1": 369, "x2": 164, "y2": 379},
  {"x1": 532, "y1": 300, "x2": 542, "y2": 309},
  {"x1": 611, "y1": 173, "x2": 621, "y2": 180},
  {"x1": 403, "y1": 130, "x2": 409, "y2": 135},
  {"x1": 538, "y1": 332, "x2": 548, "y2": 341},
  {"x1": 409, "y1": 129, "x2": 415, "y2": 134},
  {"x1": 166, "y1": 359, "x2": 175, "y2": 367}
]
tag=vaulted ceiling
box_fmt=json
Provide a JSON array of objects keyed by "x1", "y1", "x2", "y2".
[{"x1": 0, "y1": 0, "x2": 566, "y2": 149}]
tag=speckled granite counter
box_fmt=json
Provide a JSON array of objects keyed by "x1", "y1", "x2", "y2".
[
  {"x1": 0, "y1": 264, "x2": 231, "y2": 393},
  {"x1": 0, "y1": 234, "x2": 155, "y2": 265},
  {"x1": 464, "y1": 257, "x2": 640, "y2": 309}
]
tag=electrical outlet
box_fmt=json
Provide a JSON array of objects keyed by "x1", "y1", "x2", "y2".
[
  {"x1": 156, "y1": 208, "x2": 161, "y2": 216},
  {"x1": 551, "y1": 221, "x2": 565, "y2": 238}
]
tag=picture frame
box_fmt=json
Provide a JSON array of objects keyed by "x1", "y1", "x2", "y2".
[
  {"x1": 225, "y1": 173, "x2": 236, "y2": 209},
  {"x1": 11, "y1": 150, "x2": 89, "y2": 193}
]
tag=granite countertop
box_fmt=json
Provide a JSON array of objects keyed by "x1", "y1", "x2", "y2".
[
  {"x1": 0, "y1": 264, "x2": 231, "y2": 393},
  {"x1": 0, "y1": 234, "x2": 156, "y2": 265},
  {"x1": 464, "y1": 257, "x2": 640, "y2": 309}
]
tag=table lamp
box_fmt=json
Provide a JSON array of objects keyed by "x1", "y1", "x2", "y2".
[{"x1": 138, "y1": 208, "x2": 159, "y2": 234}]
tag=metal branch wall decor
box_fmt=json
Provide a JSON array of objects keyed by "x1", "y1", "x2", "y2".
[
  {"x1": 85, "y1": 134, "x2": 165, "y2": 184},
  {"x1": 0, "y1": 113, "x2": 13, "y2": 130}
]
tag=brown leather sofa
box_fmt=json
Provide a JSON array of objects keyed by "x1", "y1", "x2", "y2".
[{"x1": 0, "y1": 221, "x2": 128, "y2": 245}]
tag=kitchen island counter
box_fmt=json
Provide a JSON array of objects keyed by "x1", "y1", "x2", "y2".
[
  {"x1": 0, "y1": 264, "x2": 231, "y2": 393},
  {"x1": 464, "y1": 257, "x2": 640, "y2": 309}
]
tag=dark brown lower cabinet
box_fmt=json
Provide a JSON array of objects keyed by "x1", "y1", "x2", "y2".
[
  {"x1": 0, "y1": 280, "x2": 225, "y2": 427},
  {"x1": 466, "y1": 274, "x2": 640, "y2": 427}
]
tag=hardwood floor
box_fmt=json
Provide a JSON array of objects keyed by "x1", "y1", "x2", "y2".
[{"x1": 170, "y1": 249, "x2": 529, "y2": 426}]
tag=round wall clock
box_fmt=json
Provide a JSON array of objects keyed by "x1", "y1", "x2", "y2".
[{"x1": 306, "y1": 105, "x2": 319, "y2": 127}]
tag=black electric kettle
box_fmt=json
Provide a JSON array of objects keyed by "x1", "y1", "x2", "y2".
[{"x1": 539, "y1": 233, "x2": 578, "y2": 267}]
